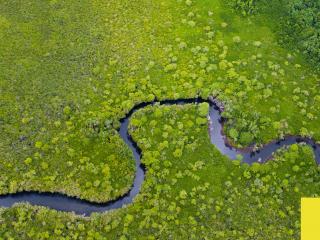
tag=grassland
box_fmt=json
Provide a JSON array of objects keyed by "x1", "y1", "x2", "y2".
[
  {"x1": 2, "y1": 104, "x2": 319, "y2": 239},
  {"x1": 0, "y1": 0, "x2": 320, "y2": 239}
]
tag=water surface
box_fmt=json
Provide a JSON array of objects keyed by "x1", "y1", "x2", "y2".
[{"x1": 0, "y1": 98, "x2": 319, "y2": 216}]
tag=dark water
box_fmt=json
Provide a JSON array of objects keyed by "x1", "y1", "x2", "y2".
[
  {"x1": 209, "y1": 105, "x2": 320, "y2": 164},
  {"x1": 0, "y1": 98, "x2": 319, "y2": 216}
]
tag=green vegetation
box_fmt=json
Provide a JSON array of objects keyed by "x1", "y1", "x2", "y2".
[
  {"x1": 281, "y1": 0, "x2": 320, "y2": 66},
  {"x1": 1, "y1": 0, "x2": 320, "y2": 238},
  {"x1": 0, "y1": 0, "x2": 139, "y2": 202},
  {"x1": 1, "y1": 105, "x2": 319, "y2": 239},
  {"x1": 228, "y1": 0, "x2": 320, "y2": 67},
  {"x1": 228, "y1": 0, "x2": 259, "y2": 15}
]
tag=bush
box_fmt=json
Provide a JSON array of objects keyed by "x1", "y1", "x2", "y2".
[
  {"x1": 198, "y1": 103, "x2": 209, "y2": 117},
  {"x1": 228, "y1": 0, "x2": 320, "y2": 66},
  {"x1": 228, "y1": 0, "x2": 259, "y2": 16},
  {"x1": 282, "y1": 0, "x2": 320, "y2": 65},
  {"x1": 239, "y1": 132, "x2": 254, "y2": 145}
]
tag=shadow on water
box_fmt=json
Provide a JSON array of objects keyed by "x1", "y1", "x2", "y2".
[{"x1": 0, "y1": 97, "x2": 319, "y2": 216}]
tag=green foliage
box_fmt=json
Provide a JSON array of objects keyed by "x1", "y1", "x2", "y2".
[
  {"x1": 198, "y1": 103, "x2": 209, "y2": 117},
  {"x1": 282, "y1": 0, "x2": 320, "y2": 65},
  {"x1": 173, "y1": 148, "x2": 183, "y2": 158},
  {"x1": 228, "y1": 0, "x2": 320, "y2": 67},
  {"x1": 0, "y1": 0, "x2": 137, "y2": 203},
  {"x1": 228, "y1": 0, "x2": 259, "y2": 15},
  {"x1": 196, "y1": 117, "x2": 207, "y2": 125},
  {"x1": 24, "y1": 158, "x2": 32, "y2": 165},
  {"x1": 229, "y1": 128, "x2": 239, "y2": 140},
  {"x1": 1, "y1": 105, "x2": 318, "y2": 239},
  {"x1": 239, "y1": 132, "x2": 254, "y2": 145},
  {"x1": 1, "y1": 0, "x2": 320, "y2": 238}
]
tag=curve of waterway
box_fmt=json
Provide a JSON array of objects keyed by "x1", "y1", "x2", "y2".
[{"x1": 0, "y1": 98, "x2": 319, "y2": 216}]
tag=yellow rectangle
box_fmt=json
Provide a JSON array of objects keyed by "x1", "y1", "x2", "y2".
[{"x1": 301, "y1": 198, "x2": 320, "y2": 240}]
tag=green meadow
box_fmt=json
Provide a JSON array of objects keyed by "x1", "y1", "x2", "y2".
[{"x1": 0, "y1": 0, "x2": 319, "y2": 239}]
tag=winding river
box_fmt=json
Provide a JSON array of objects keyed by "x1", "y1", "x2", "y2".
[{"x1": 0, "y1": 98, "x2": 319, "y2": 216}]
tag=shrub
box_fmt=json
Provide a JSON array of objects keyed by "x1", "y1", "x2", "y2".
[
  {"x1": 239, "y1": 132, "x2": 254, "y2": 145},
  {"x1": 198, "y1": 103, "x2": 209, "y2": 117},
  {"x1": 228, "y1": 0, "x2": 258, "y2": 16},
  {"x1": 229, "y1": 128, "x2": 239, "y2": 140}
]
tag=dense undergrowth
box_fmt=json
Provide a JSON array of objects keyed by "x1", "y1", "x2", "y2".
[
  {"x1": 228, "y1": 0, "x2": 320, "y2": 67},
  {"x1": 0, "y1": 0, "x2": 137, "y2": 202},
  {"x1": 1, "y1": 0, "x2": 320, "y2": 238},
  {"x1": 1, "y1": 105, "x2": 319, "y2": 239}
]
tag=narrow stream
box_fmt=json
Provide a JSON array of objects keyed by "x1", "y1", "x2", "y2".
[{"x1": 0, "y1": 98, "x2": 319, "y2": 216}]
